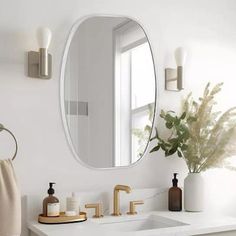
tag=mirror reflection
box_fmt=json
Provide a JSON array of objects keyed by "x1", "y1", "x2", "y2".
[{"x1": 64, "y1": 16, "x2": 156, "y2": 168}]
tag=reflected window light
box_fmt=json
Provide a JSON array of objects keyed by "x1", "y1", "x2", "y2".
[{"x1": 114, "y1": 21, "x2": 155, "y2": 165}]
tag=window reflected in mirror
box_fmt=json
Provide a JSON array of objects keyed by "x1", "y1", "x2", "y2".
[{"x1": 114, "y1": 20, "x2": 155, "y2": 166}]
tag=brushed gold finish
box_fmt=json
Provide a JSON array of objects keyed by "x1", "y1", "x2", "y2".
[
  {"x1": 85, "y1": 203, "x2": 103, "y2": 218},
  {"x1": 38, "y1": 211, "x2": 87, "y2": 224},
  {"x1": 39, "y1": 48, "x2": 49, "y2": 77},
  {"x1": 165, "y1": 66, "x2": 183, "y2": 91},
  {"x1": 127, "y1": 200, "x2": 144, "y2": 215},
  {"x1": 111, "y1": 185, "x2": 131, "y2": 216},
  {"x1": 28, "y1": 50, "x2": 52, "y2": 79},
  {"x1": 177, "y1": 66, "x2": 183, "y2": 90}
]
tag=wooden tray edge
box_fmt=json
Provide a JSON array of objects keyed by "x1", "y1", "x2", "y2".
[{"x1": 38, "y1": 212, "x2": 87, "y2": 224}]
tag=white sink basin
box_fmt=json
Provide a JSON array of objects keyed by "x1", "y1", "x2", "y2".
[{"x1": 97, "y1": 214, "x2": 188, "y2": 232}]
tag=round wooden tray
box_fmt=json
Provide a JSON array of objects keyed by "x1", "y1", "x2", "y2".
[{"x1": 38, "y1": 212, "x2": 87, "y2": 224}]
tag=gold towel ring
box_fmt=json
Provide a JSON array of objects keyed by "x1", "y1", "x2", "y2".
[{"x1": 0, "y1": 125, "x2": 18, "y2": 161}]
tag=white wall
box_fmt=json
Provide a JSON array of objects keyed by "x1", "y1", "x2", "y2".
[{"x1": 0, "y1": 0, "x2": 236, "y2": 235}]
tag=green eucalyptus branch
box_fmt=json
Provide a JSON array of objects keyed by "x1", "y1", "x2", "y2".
[
  {"x1": 150, "y1": 110, "x2": 191, "y2": 157},
  {"x1": 150, "y1": 82, "x2": 236, "y2": 173}
]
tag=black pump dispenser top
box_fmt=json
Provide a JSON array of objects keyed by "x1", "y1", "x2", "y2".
[
  {"x1": 48, "y1": 182, "x2": 55, "y2": 195},
  {"x1": 172, "y1": 173, "x2": 178, "y2": 187}
]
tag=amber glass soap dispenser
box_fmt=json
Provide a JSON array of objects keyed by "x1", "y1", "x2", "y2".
[
  {"x1": 43, "y1": 182, "x2": 60, "y2": 217},
  {"x1": 168, "y1": 173, "x2": 182, "y2": 211}
]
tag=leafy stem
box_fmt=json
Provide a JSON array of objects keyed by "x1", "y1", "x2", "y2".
[{"x1": 150, "y1": 83, "x2": 236, "y2": 173}]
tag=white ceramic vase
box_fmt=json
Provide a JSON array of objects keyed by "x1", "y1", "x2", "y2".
[{"x1": 184, "y1": 173, "x2": 205, "y2": 212}]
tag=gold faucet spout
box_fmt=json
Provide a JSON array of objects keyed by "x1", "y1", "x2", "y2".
[
  {"x1": 112, "y1": 184, "x2": 131, "y2": 216},
  {"x1": 114, "y1": 184, "x2": 131, "y2": 193}
]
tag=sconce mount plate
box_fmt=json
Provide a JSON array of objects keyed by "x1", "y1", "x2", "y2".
[
  {"x1": 165, "y1": 67, "x2": 183, "y2": 91},
  {"x1": 28, "y1": 51, "x2": 52, "y2": 79}
]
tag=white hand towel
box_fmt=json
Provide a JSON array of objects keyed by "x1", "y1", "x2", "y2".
[{"x1": 0, "y1": 159, "x2": 21, "y2": 236}]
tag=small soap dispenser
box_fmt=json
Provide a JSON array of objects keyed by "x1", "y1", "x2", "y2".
[
  {"x1": 168, "y1": 173, "x2": 182, "y2": 211},
  {"x1": 43, "y1": 182, "x2": 60, "y2": 217}
]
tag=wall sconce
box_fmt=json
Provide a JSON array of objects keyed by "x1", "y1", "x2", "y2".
[
  {"x1": 165, "y1": 47, "x2": 187, "y2": 91},
  {"x1": 28, "y1": 27, "x2": 52, "y2": 79}
]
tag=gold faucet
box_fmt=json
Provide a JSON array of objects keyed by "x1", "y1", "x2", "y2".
[
  {"x1": 127, "y1": 200, "x2": 144, "y2": 215},
  {"x1": 85, "y1": 203, "x2": 103, "y2": 218},
  {"x1": 111, "y1": 185, "x2": 131, "y2": 216}
]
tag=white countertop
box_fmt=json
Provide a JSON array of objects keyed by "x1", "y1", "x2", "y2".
[{"x1": 28, "y1": 211, "x2": 236, "y2": 236}]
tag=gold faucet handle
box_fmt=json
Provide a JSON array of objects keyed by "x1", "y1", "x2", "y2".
[
  {"x1": 85, "y1": 203, "x2": 103, "y2": 218},
  {"x1": 127, "y1": 200, "x2": 144, "y2": 215}
]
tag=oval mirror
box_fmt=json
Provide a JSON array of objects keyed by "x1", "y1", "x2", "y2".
[{"x1": 61, "y1": 16, "x2": 157, "y2": 168}]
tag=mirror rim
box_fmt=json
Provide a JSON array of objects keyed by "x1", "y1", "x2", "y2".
[{"x1": 60, "y1": 14, "x2": 158, "y2": 170}]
